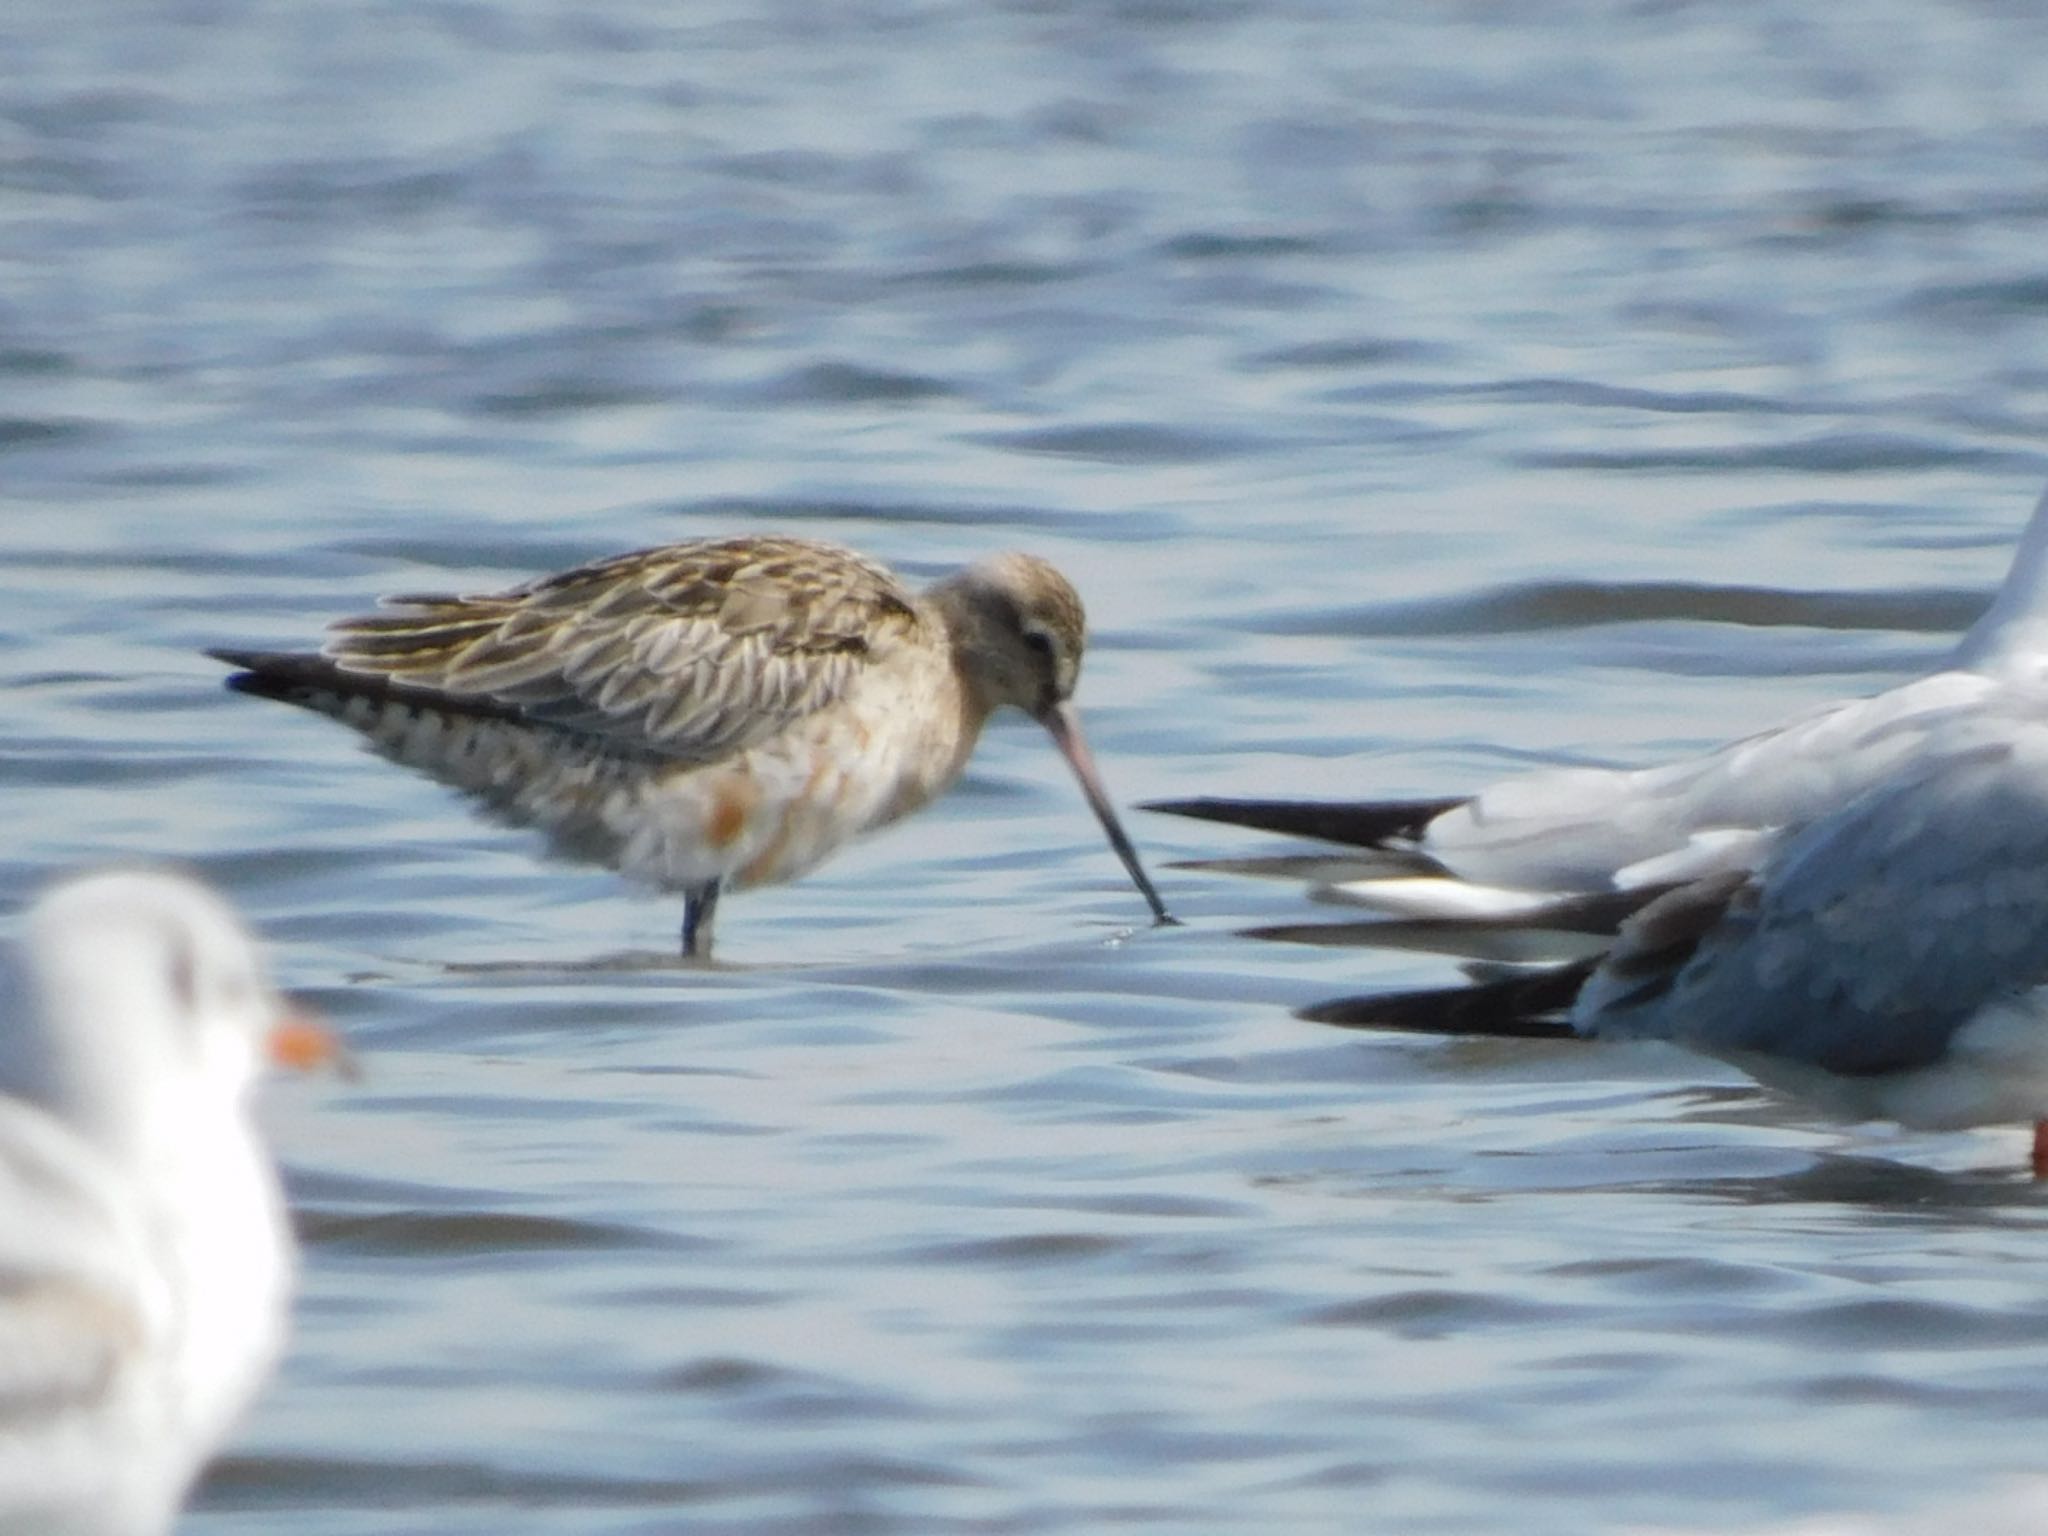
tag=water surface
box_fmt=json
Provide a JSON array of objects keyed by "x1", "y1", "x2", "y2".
[{"x1": 6, "y1": 1, "x2": 2048, "y2": 1531}]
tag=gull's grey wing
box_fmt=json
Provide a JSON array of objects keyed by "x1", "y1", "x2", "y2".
[
  {"x1": 0, "y1": 1105, "x2": 150, "y2": 1430},
  {"x1": 1415, "y1": 669, "x2": 2004, "y2": 893},
  {"x1": 1581, "y1": 709, "x2": 2048, "y2": 1075},
  {"x1": 313, "y1": 537, "x2": 928, "y2": 764}
]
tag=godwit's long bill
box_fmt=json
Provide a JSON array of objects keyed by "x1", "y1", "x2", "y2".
[
  {"x1": 1144, "y1": 478, "x2": 2048, "y2": 1171},
  {"x1": 211, "y1": 539, "x2": 1170, "y2": 957},
  {"x1": 0, "y1": 869, "x2": 343, "y2": 1533}
]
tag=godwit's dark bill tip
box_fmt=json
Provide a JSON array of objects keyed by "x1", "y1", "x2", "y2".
[
  {"x1": 1105, "y1": 830, "x2": 1174, "y2": 926},
  {"x1": 1036, "y1": 703, "x2": 1172, "y2": 924},
  {"x1": 1126, "y1": 859, "x2": 1174, "y2": 926}
]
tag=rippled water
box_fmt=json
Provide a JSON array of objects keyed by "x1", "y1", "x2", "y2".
[{"x1": 9, "y1": 1, "x2": 2048, "y2": 1531}]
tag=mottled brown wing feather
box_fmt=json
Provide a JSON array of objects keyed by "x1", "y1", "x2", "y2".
[{"x1": 322, "y1": 537, "x2": 926, "y2": 764}]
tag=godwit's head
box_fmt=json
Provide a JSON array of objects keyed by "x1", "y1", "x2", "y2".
[{"x1": 932, "y1": 553, "x2": 1171, "y2": 926}]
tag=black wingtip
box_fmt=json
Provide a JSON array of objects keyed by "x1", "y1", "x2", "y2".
[
  {"x1": 1141, "y1": 794, "x2": 1470, "y2": 849},
  {"x1": 1299, "y1": 958, "x2": 1595, "y2": 1038}
]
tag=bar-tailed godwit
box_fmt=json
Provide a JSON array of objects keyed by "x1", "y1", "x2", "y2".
[{"x1": 211, "y1": 538, "x2": 1170, "y2": 956}]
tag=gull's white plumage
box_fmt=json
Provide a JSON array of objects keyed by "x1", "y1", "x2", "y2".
[
  {"x1": 0, "y1": 871, "x2": 299, "y2": 1536},
  {"x1": 1171, "y1": 480, "x2": 2048, "y2": 1169},
  {"x1": 1301, "y1": 682, "x2": 2048, "y2": 1169},
  {"x1": 1577, "y1": 690, "x2": 2048, "y2": 1122}
]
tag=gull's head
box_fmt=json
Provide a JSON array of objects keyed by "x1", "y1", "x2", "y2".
[
  {"x1": 17, "y1": 869, "x2": 334, "y2": 1157},
  {"x1": 934, "y1": 551, "x2": 1088, "y2": 722}
]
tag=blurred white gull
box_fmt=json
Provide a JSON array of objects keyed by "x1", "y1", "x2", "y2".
[
  {"x1": 1299, "y1": 681, "x2": 2048, "y2": 1172},
  {"x1": 0, "y1": 869, "x2": 341, "y2": 1535},
  {"x1": 1147, "y1": 481, "x2": 2048, "y2": 952}
]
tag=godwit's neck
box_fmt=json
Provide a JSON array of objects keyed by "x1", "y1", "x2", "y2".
[
  {"x1": 1954, "y1": 484, "x2": 2048, "y2": 673},
  {"x1": 924, "y1": 572, "x2": 1020, "y2": 727}
]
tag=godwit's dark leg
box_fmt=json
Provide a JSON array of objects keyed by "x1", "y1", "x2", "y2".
[
  {"x1": 2032, "y1": 1121, "x2": 2048, "y2": 1180},
  {"x1": 682, "y1": 880, "x2": 722, "y2": 958}
]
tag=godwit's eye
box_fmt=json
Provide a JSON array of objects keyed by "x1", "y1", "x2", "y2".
[{"x1": 1023, "y1": 628, "x2": 1056, "y2": 662}]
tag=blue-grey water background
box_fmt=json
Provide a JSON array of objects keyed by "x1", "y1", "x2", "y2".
[{"x1": 8, "y1": 1, "x2": 2048, "y2": 1531}]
